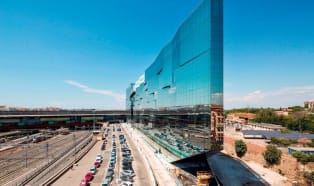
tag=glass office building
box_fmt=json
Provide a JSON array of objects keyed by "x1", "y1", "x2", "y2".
[{"x1": 126, "y1": 0, "x2": 223, "y2": 157}]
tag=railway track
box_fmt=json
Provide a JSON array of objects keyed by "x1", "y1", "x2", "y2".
[
  {"x1": 0, "y1": 131, "x2": 91, "y2": 186},
  {"x1": 27, "y1": 135, "x2": 94, "y2": 186}
]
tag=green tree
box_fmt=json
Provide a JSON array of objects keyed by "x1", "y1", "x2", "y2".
[
  {"x1": 263, "y1": 145, "x2": 282, "y2": 165},
  {"x1": 235, "y1": 140, "x2": 247, "y2": 158},
  {"x1": 210, "y1": 142, "x2": 223, "y2": 151},
  {"x1": 254, "y1": 109, "x2": 278, "y2": 124},
  {"x1": 289, "y1": 106, "x2": 304, "y2": 112}
]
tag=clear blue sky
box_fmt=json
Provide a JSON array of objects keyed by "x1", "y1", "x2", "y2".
[{"x1": 0, "y1": 0, "x2": 313, "y2": 109}]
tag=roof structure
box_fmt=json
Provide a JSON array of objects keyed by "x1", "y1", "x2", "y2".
[
  {"x1": 172, "y1": 151, "x2": 269, "y2": 186},
  {"x1": 242, "y1": 130, "x2": 314, "y2": 140}
]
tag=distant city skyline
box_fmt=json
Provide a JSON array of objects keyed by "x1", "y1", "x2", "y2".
[{"x1": 1, "y1": 0, "x2": 314, "y2": 109}]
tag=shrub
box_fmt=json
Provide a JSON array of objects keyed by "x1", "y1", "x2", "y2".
[
  {"x1": 292, "y1": 151, "x2": 309, "y2": 164},
  {"x1": 263, "y1": 145, "x2": 282, "y2": 165},
  {"x1": 292, "y1": 151, "x2": 314, "y2": 164},
  {"x1": 210, "y1": 142, "x2": 223, "y2": 151},
  {"x1": 235, "y1": 140, "x2": 247, "y2": 158},
  {"x1": 270, "y1": 137, "x2": 296, "y2": 147},
  {"x1": 304, "y1": 171, "x2": 314, "y2": 183}
]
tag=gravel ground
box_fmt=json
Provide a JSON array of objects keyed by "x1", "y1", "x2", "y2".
[{"x1": 245, "y1": 161, "x2": 288, "y2": 186}]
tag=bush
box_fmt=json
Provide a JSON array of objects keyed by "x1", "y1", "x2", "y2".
[
  {"x1": 292, "y1": 151, "x2": 314, "y2": 164},
  {"x1": 304, "y1": 171, "x2": 314, "y2": 183},
  {"x1": 263, "y1": 145, "x2": 282, "y2": 165},
  {"x1": 270, "y1": 137, "x2": 296, "y2": 147},
  {"x1": 292, "y1": 151, "x2": 309, "y2": 164},
  {"x1": 210, "y1": 142, "x2": 223, "y2": 151},
  {"x1": 235, "y1": 140, "x2": 247, "y2": 158}
]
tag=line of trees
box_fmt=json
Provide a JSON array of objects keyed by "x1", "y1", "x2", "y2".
[
  {"x1": 226, "y1": 107, "x2": 314, "y2": 133},
  {"x1": 254, "y1": 108, "x2": 314, "y2": 133}
]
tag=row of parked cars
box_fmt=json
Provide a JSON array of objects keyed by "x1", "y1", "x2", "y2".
[
  {"x1": 80, "y1": 153, "x2": 104, "y2": 186},
  {"x1": 119, "y1": 134, "x2": 134, "y2": 186},
  {"x1": 101, "y1": 134, "x2": 117, "y2": 186}
]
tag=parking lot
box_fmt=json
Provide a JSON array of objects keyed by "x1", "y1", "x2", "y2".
[{"x1": 53, "y1": 124, "x2": 153, "y2": 186}]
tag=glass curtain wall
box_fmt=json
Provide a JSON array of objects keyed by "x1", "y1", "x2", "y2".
[{"x1": 126, "y1": 0, "x2": 223, "y2": 157}]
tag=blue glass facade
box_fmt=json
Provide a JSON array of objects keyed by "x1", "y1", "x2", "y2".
[
  {"x1": 128, "y1": 0, "x2": 223, "y2": 110},
  {"x1": 126, "y1": 0, "x2": 223, "y2": 152}
]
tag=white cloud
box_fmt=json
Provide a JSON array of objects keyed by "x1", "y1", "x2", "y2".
[
  {"x1": 64, "y1": 80, "x2": 125, "y2": 103},
  {"x1": 133, "y1": 74, "x2": 145, "y2": 91},
  {"x1": 225, "y1": 85, "x2": 314, "y2": 108}
]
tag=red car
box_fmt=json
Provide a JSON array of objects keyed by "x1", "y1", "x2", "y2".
[
  {"x1": 94, "y1": 161, "x2": 100, "y2": 168},
  {"x1": 85, "y1": 171, "x2": 93, "y2": 182},
  {"x1": 79, "y1": 178, "x2": 89, "y2": 186}
]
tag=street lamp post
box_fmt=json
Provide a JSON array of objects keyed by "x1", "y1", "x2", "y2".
[
  {"x1": 73, "y1": 133, "x2": 76, "y2": 161},
  {"x1": 93, "y1": 109, "x2": 96, "y2": 132}
]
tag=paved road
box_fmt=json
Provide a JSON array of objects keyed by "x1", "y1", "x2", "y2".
[
  {"x1": 121, "y1": 126, "x2": 153, "y2": 186},
  {"x1": 54, "y1": 125, "x2": 155, "y2": 186},
  {"x1": 91, "y1": 134, "x2": 112, "y2": 186}
]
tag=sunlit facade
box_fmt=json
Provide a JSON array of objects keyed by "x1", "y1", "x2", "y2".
[{"x1": 126, "y1": 0, "x2": 223, "y2": 155}]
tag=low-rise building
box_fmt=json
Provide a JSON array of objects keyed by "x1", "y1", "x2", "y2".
[
  {"x1": 304, "y1": 100, "x2": 314, "y2": 110},
  {"x1": 226, "y1": 113, "x2": 256, "y2": 125},
  {"x1": 274, "y1": 108, "x2": 292, "y2": 116},
  {"x1": 0, "y1": 105, "x2": 9, "y2": 111},
  {"x1": 288, "y1": 147, "x2": 314, "y2": 155}
]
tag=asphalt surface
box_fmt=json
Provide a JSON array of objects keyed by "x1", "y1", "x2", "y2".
[
  {"x1": 121, "y1": 126, "x2": 153, "y2": 186},
  {"x1": 53, "y1": 124, "x2": 153, "y2": 186}
]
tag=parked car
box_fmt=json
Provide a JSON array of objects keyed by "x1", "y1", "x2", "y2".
[
  {"x1": 110, "y1": 159, "x2": 116, "y2": 164},
  {"x1": 107, "y1": 169, "x2": 114, "y2": 177},
  {"x1": 109, "y1": 162, "x2": 115, "y2": 168},
  {"x1": 105, "y1": 175, "x2": 113, "y2": 182},
  {"x1": 120, "y1": 182, "x2": 133, "y2": 186},
  {"x1": 96, "y1": 156, "x2": 103, "y2": 163},
  {"x1": 94, "y1": 161, "x2": 100, "y2": 168},
  {"x1": 97, "y1": 154, "x2": 103, "y2": 159},
  {"x1": 90, "y1": 166, "x2": 97, "y2": 175},
  {"x1": 79, "y1": 178, "x2": 89, "y2": 186},
  {"x1": 85, "y1": 171, "x2": 93, "y2": 182},
  {"x1": 120, "y1": 175, "x2": 134, "y2": 182},
  {"x1": 121, "y1": 171, "x2": 135, "y2": 177},
  {"x1": 102, "y1": 178, "x2": 110, "y2": 186}
]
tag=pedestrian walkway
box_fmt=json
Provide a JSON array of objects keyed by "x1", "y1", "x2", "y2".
[{"x1": 123, "y1": 124, "x2": 179, "y2": 186}]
